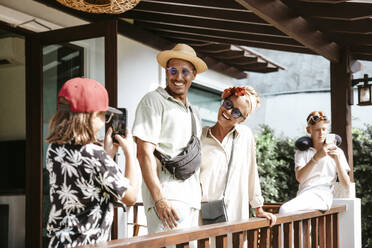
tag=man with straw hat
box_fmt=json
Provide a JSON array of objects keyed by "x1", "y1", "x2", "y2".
[{"x1": 133, "y1": 44, "x2": 207, "y2": 238}]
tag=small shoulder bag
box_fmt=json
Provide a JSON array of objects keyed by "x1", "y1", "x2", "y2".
[
  {"x1": 153, "y1": 106, "x2": 201, "y2": 180},
  {"x1": 201, "y1": 131, "x2": 236, "y2": 225}
]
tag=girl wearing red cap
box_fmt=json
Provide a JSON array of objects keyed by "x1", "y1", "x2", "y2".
[{"x1": 45, "y1": 77, "x2": 138, "y2": 247}]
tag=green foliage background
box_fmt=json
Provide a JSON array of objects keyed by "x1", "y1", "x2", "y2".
[{"x1": 254, "y1": 124, "x2": 372, "y2": 248}]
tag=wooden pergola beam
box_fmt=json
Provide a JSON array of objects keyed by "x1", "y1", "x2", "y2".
[
  {"x1": 136, "y1": 21, "x2": 302, "y2": 47},
  {"x1": 123, "y1": 11, "x2": 286, "y2": 37},
  {"x1": 286, "y1": 0, "x2": 372, "y2": 21},
  {"x1": 139, "y1": 0, "x2": 248, "y2": 11},
  {"x1": 163, "y1": 34, "x2": 315, "y2": 55},
  {"x1": 310, "y1": 18, "x2": 372, "y2": 35},
  {"x1": 128, "y1": 1, "x2": 268, "y2": 25},
  {"x1": 328, "y1": 33, "x2": 372, "y2": 46},
  {"x1": 235, "y1": 0, "x2": 341, "y2": 62}
]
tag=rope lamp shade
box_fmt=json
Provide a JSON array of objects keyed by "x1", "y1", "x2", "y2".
[{"x1": 56, "y1": 0, "x2": 141, "y2": 14}]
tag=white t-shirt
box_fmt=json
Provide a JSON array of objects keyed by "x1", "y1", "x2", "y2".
[{"x1": 295, "y1": 147, "x2": 350, "y2": 196}]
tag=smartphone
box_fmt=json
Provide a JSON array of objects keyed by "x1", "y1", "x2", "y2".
[
  {"x1": 325, "y1": 133, "x2": 336, "y2": 145},
  {"x1": 110, "y1": 108, "x2": 127, "y2": 143}
]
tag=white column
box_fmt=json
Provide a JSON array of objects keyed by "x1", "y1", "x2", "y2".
[{"x1": 332, "y1": 198, "x2": 361, "y2": 248}]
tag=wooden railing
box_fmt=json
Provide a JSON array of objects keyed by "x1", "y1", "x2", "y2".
[{"x1": 81, "y1": 205, "x2": 346, "y2": 248}]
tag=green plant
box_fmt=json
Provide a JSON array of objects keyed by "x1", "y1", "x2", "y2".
[
  {"x1": 255, "y1": 125, "x2": 297, "y2": 203},
  {"x1": 353, "y1": 124, "x2": 372, "y2": 248}
]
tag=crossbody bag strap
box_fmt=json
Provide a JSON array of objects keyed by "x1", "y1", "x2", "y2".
[
  {"x1": 189, "y1": 106, "x2": 197, "y2": 137},
  {"x1": 222, "y1": 131, "x2": 236, "y2": 198}
]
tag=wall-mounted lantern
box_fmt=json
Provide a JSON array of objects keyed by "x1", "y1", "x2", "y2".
[{"x1": 352, "y1": 74, "x2": 372, "y2": 106}]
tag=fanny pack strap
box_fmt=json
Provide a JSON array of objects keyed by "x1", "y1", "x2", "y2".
[
  {"x1": 154, "y1": 105, "x2": 197, "y2": 161},
  {"x1": 189, "y1": 106, "x2": 197, "y2": 138},
  {"x1": 223, "y1": 131, "x2": 236, "y2": 198}
]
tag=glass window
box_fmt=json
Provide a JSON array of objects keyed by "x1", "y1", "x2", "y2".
[{"x1": 188, "y1": 85, "x2": 221, "y2": 127}]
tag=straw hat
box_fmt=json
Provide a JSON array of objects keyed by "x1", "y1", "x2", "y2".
[
  {"x1": 157, "y1": 44, "x2": 208, "y2": 74},
  {"x1": 56, "y1": 0, "x2": 140, "y2": 14}
]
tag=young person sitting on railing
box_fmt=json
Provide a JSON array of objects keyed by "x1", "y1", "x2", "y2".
[
  {"x1": 199, "y1": 86, "x2": 276, "y2": 246},
  {"x1": 279, "y1": 111, "x2": 350, "y2": 214},
  {"x1": 45, "y1": 78, "x2": 139, "y2": 247}
]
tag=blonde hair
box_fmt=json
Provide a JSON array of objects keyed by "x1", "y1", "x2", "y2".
[
  {"x1": 45, "y1": 108, "x2": 98, "y2": 145},
  {"x1": 243, "y1": 86, "x2": 260, "y2": 115}
]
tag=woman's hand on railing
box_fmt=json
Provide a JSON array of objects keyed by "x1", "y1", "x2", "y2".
[{"x1": 255, "y1": 206, "x2": 277, "y2": 226}]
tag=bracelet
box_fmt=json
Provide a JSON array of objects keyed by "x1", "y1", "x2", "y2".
[
  {"x1": 311, "y1": 157, "x2": 318, "y2": 163},
  {"x1": 155, "y1": 198, "x2": 165, "y2": 206}
]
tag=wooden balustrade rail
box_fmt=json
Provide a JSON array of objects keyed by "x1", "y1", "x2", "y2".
[{"x1": 79, "y1": 205, "x2": 346, "y2": 248}]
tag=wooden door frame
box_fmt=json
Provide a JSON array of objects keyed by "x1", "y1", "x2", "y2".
[{"x1": 26, "y1": 19, "x2": 118, "y2": 248}]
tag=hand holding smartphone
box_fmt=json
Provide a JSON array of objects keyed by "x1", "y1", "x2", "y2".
[{"x1": 106, "y1": 108, "x2": 127, "y2": 143}]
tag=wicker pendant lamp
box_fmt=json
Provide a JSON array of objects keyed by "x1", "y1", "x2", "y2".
[{"x1": 56, "y1": 0, "x2": 141, "y2": 14}]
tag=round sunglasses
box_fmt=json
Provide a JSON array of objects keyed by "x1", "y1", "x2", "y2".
[
  {"x1": 222, "y1": 99, "x2": 244, "y2": 119},
  {"x1": 167, "y1": 67, "x2": 192, "y2": 77},
  {"x1": 307, "y1": 115, "x2": 328, "y2": 124}
]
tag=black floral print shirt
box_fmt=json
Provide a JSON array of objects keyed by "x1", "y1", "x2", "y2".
[{"x1": 46, "y1": 143, "x2": 128, "y2": 247}]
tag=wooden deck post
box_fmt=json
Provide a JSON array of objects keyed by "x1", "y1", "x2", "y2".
[{"x1": 330, "y1": 51, "x2": 354, "y2": 181}]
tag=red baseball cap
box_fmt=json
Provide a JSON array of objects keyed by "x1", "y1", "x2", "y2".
[{"x1": 58, "y1": 77, "x2": 120, "y2": 114}]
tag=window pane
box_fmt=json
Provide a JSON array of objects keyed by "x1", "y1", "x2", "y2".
[{"x1": 188, "y1": 86, "x2": 221, "y2": 127}]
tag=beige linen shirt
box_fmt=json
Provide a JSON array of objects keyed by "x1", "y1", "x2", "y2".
[
  {"x1": 200, "y1": 125, "x2": 264, "y2": 221},
  {"x1": 133, "y1": 87, "x2": 202, "y2": 210}
]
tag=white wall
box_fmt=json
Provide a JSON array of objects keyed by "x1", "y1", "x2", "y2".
[{"x1": 246, "y1": 89, "x2": 372, "y2": 138}]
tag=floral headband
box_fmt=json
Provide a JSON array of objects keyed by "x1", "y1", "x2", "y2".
[{"x1": 221, "y1": 87, "x2": 247, "y2": 99}]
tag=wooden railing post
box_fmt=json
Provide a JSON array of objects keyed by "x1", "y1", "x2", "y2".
[
  {"x1": 216, "y1": 235, "x2": 227, "y2": 248},
  {"x1": 260, "y1": 227, "x2": 271, "y2": 248},
  {"x1": 332, "y1": 214, "x2": 339, "y2": 248},
  {"x1": 326, "y1": 215, "x2": 333, "y2": 248},
  {"x1": 272, "y1": 225, "x2": 282, "y2": 248},
  {"x1": 303, "y1": 219, "x2": 311, "y2": 248},
  {"x1": 232, "y1": 231, "x2": 245, "y2": 248},
  {"x1": 318, "y1": 216, "x2": 326, "y2": 248},
  {"x1": 197, "y1": 238, "x2": 210, "y2": 248},
  {"x1": 284, "y1": 222, "x2": 293, "y2": 248},
  {"x1": 294, "y1": 221, "x2": 302, "y2": 248},
  {"x1": 176, "y1": 242, "x2": 189, "y2": 248},
  {"x1": 248, "y1": 229, "x2": 258, "y2": 248},
  {"x1": 311, "y1": 218, "x2": 319, "y2": 248}
]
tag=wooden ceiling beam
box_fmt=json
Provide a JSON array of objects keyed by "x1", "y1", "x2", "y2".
[
  {"x1": 160, "y1": 32, "x2": 312, "y2": 52},
  {"x1": 139, "y1": 0, "x2": 248, "y2": 11},
  {"x1": 283, "y1": 0, "x2": 372, "y2": 21},
  {"x1": 310, "y1": 18, "x2": 372, "y2": 34},
  {"x1": 328, "y1": 33, "x2": 372, "y2": 46},
  {"x1": 352, "y1": 53, "x2": 372, "y2": 61},
  {"x1": 235, "y1": 0, "x2": 341, "y2": 62},
  {"x1": 297, "y1": 0, "x2": 348, "y2": 3},
  {"x1": 122, "y1": 11, "x2": 287, "y2": 37},
  {"x1": 167, "y1": 36, "x2": 315, "y2": 55},
  {"x1": 128, "y1": 1, "x2": 268, "y2": 25},
  {"x1": 248, "y1": 67, "x2": 279, "y2": 73},
  {"x1": 136, "y1": 21, "x2": 302, "y2": 47},
  {"x1": 350, "y1": 46, "x2": 372, "y2": 55},
  {"x1": 203, "y1": 57, "x2": 249, "y2": 78}
]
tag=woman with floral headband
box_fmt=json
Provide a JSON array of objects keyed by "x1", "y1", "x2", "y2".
[
  {"x1": 199, "y1": 86, "x2": 276, "y2": 244},
  {"x1": 279, "y1": 111, "x2": 350, "y2": 214}
]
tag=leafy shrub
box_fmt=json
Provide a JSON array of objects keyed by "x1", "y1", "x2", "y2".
[
  {"x1": 255, "y1": 125, "x2": 297, "y2": 203},
  {"x1": 353, "y1": 125, "x2": 372, "y2": 248}
]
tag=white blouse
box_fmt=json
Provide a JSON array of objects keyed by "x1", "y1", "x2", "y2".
[{"x1": 200, "y1": 125, "x2": 264, "y2": 221}]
